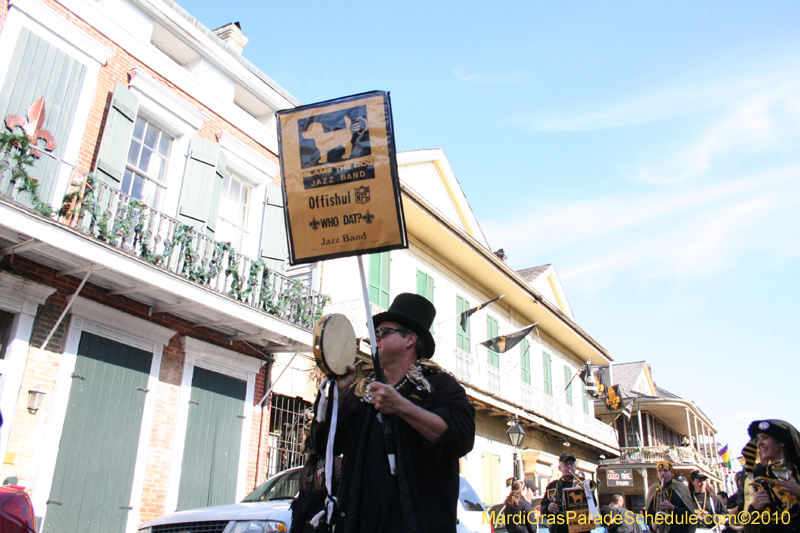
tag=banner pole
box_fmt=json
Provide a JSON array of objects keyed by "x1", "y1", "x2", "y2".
[{"x1": 357, "y1": 255, "x2": 397, "y2": 474}]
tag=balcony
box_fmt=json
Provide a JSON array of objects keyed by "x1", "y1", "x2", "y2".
[
  {"x1": 601, "y1": 446, "x2": 722, "y2": 477},
  {"x1": 447, "y1": 346, "x2": 619, "y2": 449},
  {"x1": 0, "y1": 137, "x2": 328, "y2": 340}
]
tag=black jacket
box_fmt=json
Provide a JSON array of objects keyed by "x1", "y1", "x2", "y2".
[{"x1": 312, "y1": 368, "x2": 475, "y2": 533}]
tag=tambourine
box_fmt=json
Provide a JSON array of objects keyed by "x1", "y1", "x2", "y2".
[{"x1": 312, "y1": 313, "x2": 357, "y2": 376}]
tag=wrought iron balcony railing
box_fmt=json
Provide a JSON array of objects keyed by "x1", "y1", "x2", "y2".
[
  {"x1": 446, "y1": 346, "x2": 619, "y2": 449},
  {"x1": 0, "y1": 139, "x2": 329, "y2": 329},
  {"x1": 601, "y1": 446, "x2": 723, "y2": 477}
]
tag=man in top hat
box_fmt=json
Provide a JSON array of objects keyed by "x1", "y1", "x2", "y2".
[
  {"x1": 541, "y1": 453, "x2": 597, "y2": 533},
  {"x1": 743, "y1": 419, "x2": 800, "y2": 533},
  {"x1": 312, "y1": 293, "x2": 476, "y2": 533},
  {"x1": 644, "y1": 460, "x2": 696, "y2": 533}
]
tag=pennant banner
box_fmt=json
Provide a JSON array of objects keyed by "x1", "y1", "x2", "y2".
[
  {"x1": 478, "y1": 323, "x2": 537, "y2": 354},
  {"x1": 460, "y1": 295, "x2": 504, "y2": 331},
  {"x1": 718, "y1": 444, "x2": 732, "y2": 469},
  {"x1": 277, "y1": 91, "x2": 408, "y2": 264}
]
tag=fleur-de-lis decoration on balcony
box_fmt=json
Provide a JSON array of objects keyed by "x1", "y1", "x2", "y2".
[{"x1": 5, "y1": 97, "x2": 57, "y2": 157}]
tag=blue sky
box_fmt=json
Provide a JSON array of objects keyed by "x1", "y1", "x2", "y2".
[{"x1": 180, "y1": 0, "x2": 799, "y2": 459}]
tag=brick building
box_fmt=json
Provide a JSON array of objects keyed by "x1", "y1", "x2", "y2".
[{"x1": 0, "y1": 0, "x2": 325, "y2": 530}]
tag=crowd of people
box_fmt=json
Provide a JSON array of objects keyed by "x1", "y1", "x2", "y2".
[{"x1": 294, "y1": 292, "x2": 798, "y2": 533}]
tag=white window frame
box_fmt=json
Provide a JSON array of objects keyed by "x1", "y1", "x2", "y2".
[
  {"x1": 164, "y1": 336, "x2": 263, "y2": 513},
  {"x1": 127, "y1": 67, "x2": 209, "y2": 216},
  {"x1": 217, "y1": 132, "x2": 279, "y2": 258}
]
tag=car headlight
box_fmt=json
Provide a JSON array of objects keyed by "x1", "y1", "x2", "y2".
[{"x1": 229, "y1": 520, "x2": 288, "y2": 533}]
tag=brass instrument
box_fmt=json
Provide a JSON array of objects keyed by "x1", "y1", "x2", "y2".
[
  {"x1": 572, "y1": 473, "x2": 598, "y2": 491},
  {"x1": 750, "y1": 476, "x2": 800, "y2": 511},
  {"x1": 656, "y1": 478, "x2": 669, "y2": 516}
]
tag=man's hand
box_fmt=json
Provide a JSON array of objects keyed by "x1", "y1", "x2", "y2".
[
  {"x1": 548, "y1": 502, "x2": 561, "y2": 513},
  {"x1": 367, "y1": 381, "x2": 448, "y2": 442},
  {"x1": 658, "y1": 501, "x2": 675, "y2": 512},
  {"x1": 335, "y1": 365, "x2": 356, "y2": 404},
  {"x1": 775, "y1": 476, "x2": 800, "y2": 497},
  {"x1": 368, "y1": 381, "x2": 407, "y2": 415},
  {"x1": 750, "y1": 490, "x2": 771, "y2": 511}
]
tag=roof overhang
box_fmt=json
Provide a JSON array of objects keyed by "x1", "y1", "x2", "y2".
[{"x1": 401, "y1": 186, "x2": 613, "y2": 366}]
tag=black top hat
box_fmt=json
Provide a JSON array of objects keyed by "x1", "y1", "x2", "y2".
[{"x1": 373, "y1": 293, "x2": 436, "y2": 359}]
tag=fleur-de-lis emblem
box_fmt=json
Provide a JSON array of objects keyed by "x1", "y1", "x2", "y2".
[
  {"x1": 363, "y1": 211, "x2": 375, "y2": 224},
  {"x1": 309, "y1": 217, "x2": 321, "y2": 231},
  {"x1": 5, "y1": 97, "x2": 57, "y2": 157}
]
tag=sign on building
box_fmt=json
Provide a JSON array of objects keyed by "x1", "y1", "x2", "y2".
[
  {"x1": 606, "y1": 468, "x2": 634, "y2": 487},
  {"x1": 276, "y1": 91, "x2": 407, "y2": 264}
]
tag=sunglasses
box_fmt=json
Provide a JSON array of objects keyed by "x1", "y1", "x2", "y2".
[{"x1": 375, "y1": 326, "x2": 405, "y2": 338}]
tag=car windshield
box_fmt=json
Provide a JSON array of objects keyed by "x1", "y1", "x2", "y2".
[
  {"x1": 459, "y1": 477, "x2": 485, "y2": 512},
  {"x1": 242, "y1": 468, "x2": 302, "y2": 502}
]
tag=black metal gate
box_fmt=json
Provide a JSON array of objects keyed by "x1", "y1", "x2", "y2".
[{"x1": 266, "y1": 394, "x2": 312, "y2": 477}]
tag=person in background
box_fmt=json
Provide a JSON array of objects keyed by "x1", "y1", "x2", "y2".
[
  {"x1": 689, "y1": 470, "x2": 728, "y2": 531},
  {"x1": 602, "y1": 494, "x2": 642, "y2": 533},
  {"x1": 644, "y1": 460, "x2": 696, "y2": 533},
  {"x1": 504, "y1": 480, "x2": 538, "y2": 533}
]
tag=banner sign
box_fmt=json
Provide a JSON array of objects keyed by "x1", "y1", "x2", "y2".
[
  {"x1": 563, "y1": 486, "x2": 593, "y2": 533},
  {"x1": 606, "y1": 468, "x2": 634, "y2": 487},
  {"x1": 276, "y1": 91, "x2": 407, "y2": 265}
]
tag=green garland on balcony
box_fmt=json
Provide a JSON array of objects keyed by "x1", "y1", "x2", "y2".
[
  {"x1": 0, "y1": 132, "x2": 57, "y2": 217},
  {"x1": 1, "y1": 133, "x2": 329, "y2": 328}
]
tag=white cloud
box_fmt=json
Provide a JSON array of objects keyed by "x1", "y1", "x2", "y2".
[
  {"x1": 483, "y1": 166, "x2": 800, "y2": 292},
  {"x1": 453, "y1": 68, "x2": 525, "y2": 86}
]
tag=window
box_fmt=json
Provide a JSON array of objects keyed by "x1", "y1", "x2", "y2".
[
  {"x1": 564, "y1": 366, "x2": 573, "y2": 406},
  {"x1": 122, "y1": 116, "x2": 172, "y2": 205},
  {"x1": 456, "y1": 295, "x2": 471, "y2": 353},
  {"x1": 486, "y1": 316, "x2": 499, "y2": 367},
  {"x1": 520, "y1": 337, "x2": 530, "y2": 384},
  {"x1": 543, "y1": 352, "x2": 552, "y2": 395},
  {"x1": 215, "y1": 170, "x2": 252, "y2": 249},
  {"x1": 416, "y1": 269, "x2": 434, "y2": 332},
  {"x1": 368, "y1": 252, "x2": 390, "y2": 309}
]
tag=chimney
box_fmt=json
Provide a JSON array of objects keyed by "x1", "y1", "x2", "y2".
[{"x1": 213, "y1": 22, "x2": 249, "y2": 54}]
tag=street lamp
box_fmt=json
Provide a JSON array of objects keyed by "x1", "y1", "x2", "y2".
[{"x1": 507, "y1": 415, "x2": 526, "y2": 481}]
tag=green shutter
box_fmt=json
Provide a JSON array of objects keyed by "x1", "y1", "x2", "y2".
[
  {"x1": 177, "y1": 367, "x2": 246, "y2": 510},
  {"x1": 95, "y1": 81, "x2": 139, "y2": 186},
  {"x1": 543, "y1": 352, "x2": 552, "y2": 395},
  {"x1": 368, "y1": 253, "x2": 390, "y2": 308},
  {"x1": 520, "y1": 338, "x2": 530, "y2": 384},
  {"x1": 43, "y1": 333, "x2": 152, "y2": 533},
  {"x1": 177, "y1": 135, "x2": 224, "y2": 236},
  {"x1": 564, "y1": 366, "x2": 573, "y2": 405},
  {"x1": 0, "y1": 28, "x2": 86, "y2": 205},
  {"x1": 416, "y1": 269, "x2": 426, "y2": 297},
  {"x1": 487, "y1": 316, "x2": 499, "y2": 367},
  {"x1": 205, "y1": 151, "x2": 227, "y2": 236},
  {"x1": 456, "y1": 295, "x2": 471, "y2": 353},
  {"x1": 416, "y1": 269, "x2": 435, "y2": 332},
  {"x1": 260, "y1": 183, "x2": 288, "y2": 272}
]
